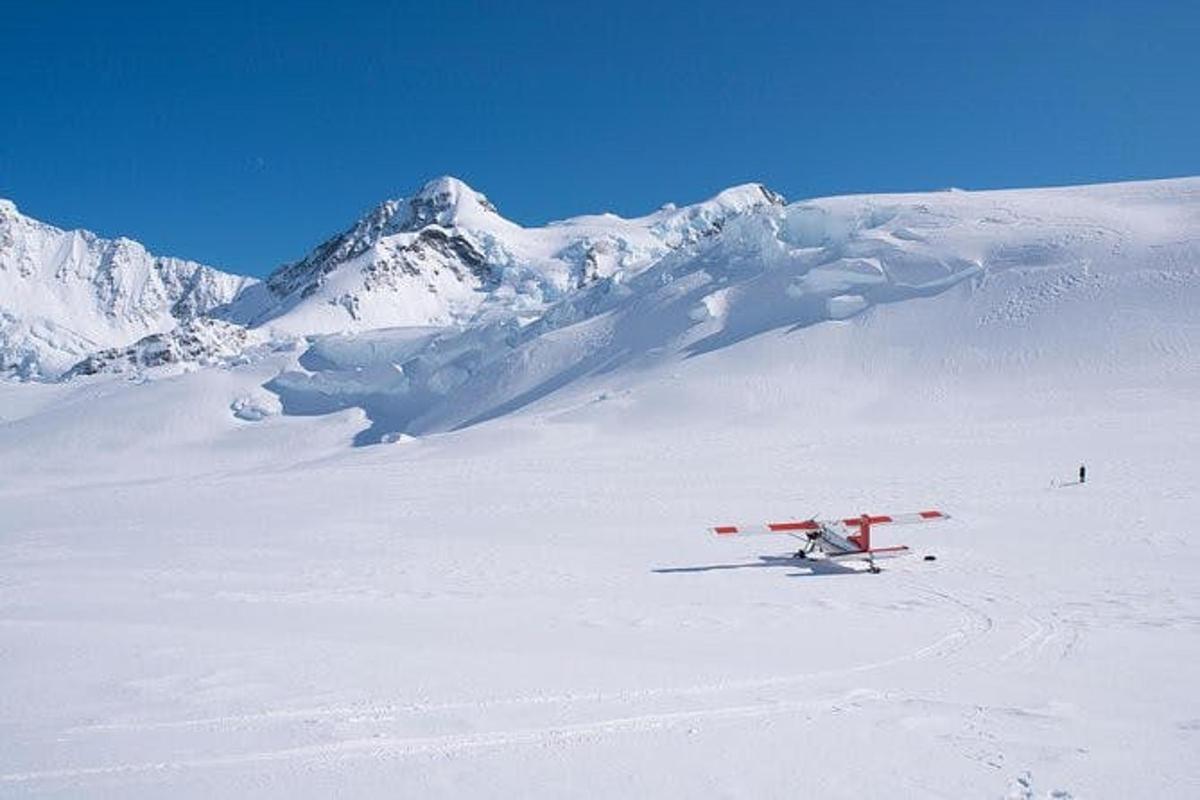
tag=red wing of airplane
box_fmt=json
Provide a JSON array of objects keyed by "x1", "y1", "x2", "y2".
[{"x1": 711, "y1": 511, "x2": 948, "y2": 537}]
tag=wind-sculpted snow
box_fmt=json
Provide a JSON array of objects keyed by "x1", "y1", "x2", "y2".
[
  {"x1": 0, "y1": 200, "x2": 255, "y2": 378},
  {"x1": 265, "y1": 178, "x2": 1200, "y2": 443}
]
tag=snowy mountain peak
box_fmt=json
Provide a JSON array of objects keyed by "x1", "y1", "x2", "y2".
[
  {"x1": 708, "y1": 182, "x2": 786, "y2": 210},
  {"x1": 260, "y1": 176, "x2": 507, "y2": 306},
  {"x1": 0, "y1": 202, "x2": 255, "y2": 378},
  {"x1": 250, "y1": 178, "x2": 796, "y2": 337},
  {"x1": 408, "y1": 175, "x2": 500, "y2": 226}
]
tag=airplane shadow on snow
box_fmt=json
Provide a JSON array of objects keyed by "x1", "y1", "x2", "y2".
[{"x1": 654, "y1": 555, "x2": 865, "y2": 578}]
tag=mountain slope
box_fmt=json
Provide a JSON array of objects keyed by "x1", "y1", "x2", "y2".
[
  {"x1": 266, "y1": 177, "x2": 1200, "y2": 442},
  {"x1": 0, "y1": 200, "x2": 255, "y2": 378},
  {"x1": 5, "y1": 175, "x2": 1198, "y2": 413}
]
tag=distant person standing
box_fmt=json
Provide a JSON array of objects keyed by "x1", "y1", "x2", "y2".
[{"x1": 1079, "y1": 464, "x2": 1086, "y2": 484}]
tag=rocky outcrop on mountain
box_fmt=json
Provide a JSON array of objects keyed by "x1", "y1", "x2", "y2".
[
  {"x1": 263, "y1": 178, "x2": 502, "y2": 302},
  {"x1": 63, "y1": 317, "x2": 259, "y2": 378}
]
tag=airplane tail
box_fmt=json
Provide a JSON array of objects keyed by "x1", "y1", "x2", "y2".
[{"x1": 848, "y1": 515, "x2": 871, "y2": 551}]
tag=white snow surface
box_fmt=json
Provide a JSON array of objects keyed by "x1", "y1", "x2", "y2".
[{"x1": 1, "y1": 177, "x2": 1199, "y2": 798}]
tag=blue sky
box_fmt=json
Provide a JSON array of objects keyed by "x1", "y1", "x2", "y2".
[{"x1": 3, "y1": 1, "x2": 1198, "y2": 276}]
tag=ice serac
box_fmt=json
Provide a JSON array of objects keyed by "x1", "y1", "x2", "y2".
[
  {"x1": 650, "y1": 182, "x2": 786, "y2": 247},
  {"x1": 0, "y1": 200, "x2": 256, "y2": 378}
]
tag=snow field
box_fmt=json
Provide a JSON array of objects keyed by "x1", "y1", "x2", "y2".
[
  {"x1": 1, "y1": 176, "x2": 1198, "y2": 797},
  {"x1": 2, "y1": 315, "x2": 1198, "y2": 796}
]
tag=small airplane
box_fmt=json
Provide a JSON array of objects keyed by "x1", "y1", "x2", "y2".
[{"x1": 710, "y1": 510, "x2": 950, "y2": 573}]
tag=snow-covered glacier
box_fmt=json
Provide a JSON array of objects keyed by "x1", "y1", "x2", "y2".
[{"x1": 1, "y1": 176, "x2": 1198, "y2": 799}]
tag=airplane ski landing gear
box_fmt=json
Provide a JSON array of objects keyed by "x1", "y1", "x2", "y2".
[
  {"x1": 868, "y1": 564, "x2": 882, "y2": 574},
  {"x1": 795, "y1": 531, "x2": 823, "y2": 560}
]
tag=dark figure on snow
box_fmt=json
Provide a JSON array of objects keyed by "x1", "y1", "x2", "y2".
[{"x1": 1079, "y1": 464, "x2": 1086, "y2": 484}]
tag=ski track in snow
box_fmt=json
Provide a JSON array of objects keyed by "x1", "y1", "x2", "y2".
[
  {"x1": 3, "y1": 576, "x2": 1078, "y2": 788},
  {"x1": 2, "y1": 404, "x2": 1193, "y2": 798}
]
